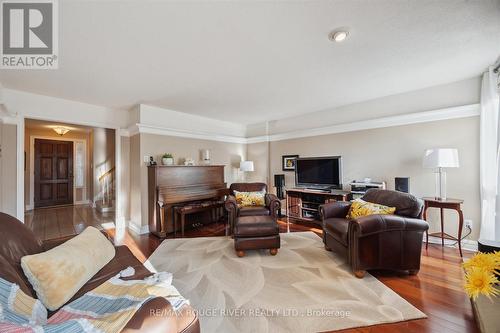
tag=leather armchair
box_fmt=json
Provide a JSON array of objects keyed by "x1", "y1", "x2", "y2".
[
  {"x1": 320, "y1": 189, "x2": 428, "y2": 278},
  {"x1": 225, "y1": 182, "x2": 281, "y2": 233}
]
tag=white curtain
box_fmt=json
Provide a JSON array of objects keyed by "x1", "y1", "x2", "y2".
[{"x1": 479, "y1": 66, "x2": 500, "y2": 241}]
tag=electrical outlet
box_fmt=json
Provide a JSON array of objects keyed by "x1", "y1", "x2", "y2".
[
  {"x1": 143, "y1": 155, "x2": 150, "y2": 163},
  {"x1": 464, "y1": 219, "x2": 472, "y2": 229}
]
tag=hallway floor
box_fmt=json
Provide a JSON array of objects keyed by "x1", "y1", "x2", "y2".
[{"x1": 25, "y1": 204, "x2": 115, "y2": 241}]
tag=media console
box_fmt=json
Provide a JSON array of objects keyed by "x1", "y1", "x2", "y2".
[{"x1": 285, "y1": 188, "x2": 352, "y2": 224}]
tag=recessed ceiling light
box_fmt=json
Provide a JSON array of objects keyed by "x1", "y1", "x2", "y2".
[{"x1": 329, "y1": 30, "x2": 349, "y2": 43}]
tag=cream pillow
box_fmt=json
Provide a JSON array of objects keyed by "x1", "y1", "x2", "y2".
[{"x1": 21, "y1": 226, "x2": 115, "y2": 310}]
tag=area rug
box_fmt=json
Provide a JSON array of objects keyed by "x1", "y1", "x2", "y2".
[{"x1": 145, "y1": 231, "x2": 426, "y2": 332}]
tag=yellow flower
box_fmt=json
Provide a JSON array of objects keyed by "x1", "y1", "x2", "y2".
[
  {"x1": 493, "y1": 251, "x2": 500, "y2": 266},
  {"x1": 463, "y1": 252, "x2": 499, "y2": 274},
  {"x1": 464, "y1": 267, "x2": 499, "y2": 300}
]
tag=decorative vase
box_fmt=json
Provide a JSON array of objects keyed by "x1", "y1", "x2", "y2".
[{"x1": 162, "y1": 157, "x2": 174, "y2": 165}]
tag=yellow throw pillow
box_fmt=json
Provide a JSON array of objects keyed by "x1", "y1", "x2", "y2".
[
  {"x1": 347, "y1": 198, "x2": 396, "y2": 219},
  {"x1": 21, "y1": 227, "x2": 115, "y2": 311},
  {"x1": 234, "y1": 190, "x2": 266, "y2": 207}
]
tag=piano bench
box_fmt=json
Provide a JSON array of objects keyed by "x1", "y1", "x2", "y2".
[{"x1": 174, "y1": 200, "x2": 225, "y2": 237}]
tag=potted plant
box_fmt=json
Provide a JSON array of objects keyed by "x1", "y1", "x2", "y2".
[{"x1": 162, "y1": 153, "x2": 174, "y2": 165}]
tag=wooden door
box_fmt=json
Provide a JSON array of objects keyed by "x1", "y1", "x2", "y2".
[{"x1": 34, "y1": 139, "x2": 74, "y2": 208}]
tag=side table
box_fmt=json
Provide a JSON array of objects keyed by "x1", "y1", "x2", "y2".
[{"x1": 422, "y1": 197, "x2": 464, "y2": 257}]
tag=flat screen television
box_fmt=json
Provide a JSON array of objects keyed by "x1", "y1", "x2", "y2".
[{"x1": 295, "y1": 156, "x2": 342, "y2": 189}]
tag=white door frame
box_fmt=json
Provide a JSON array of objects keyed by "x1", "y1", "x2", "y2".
[
  {"x1": 16, "y1": 117, "x2": 24, "y2": 222},
  {"x1": 15, "y1": 116, "x2": 125, "y2": 229}
]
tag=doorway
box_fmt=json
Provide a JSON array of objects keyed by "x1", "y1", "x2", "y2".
[
  {"x1": 24, "y1": 119, "x2": 121, "y2": 240},
  {"x1": 34, "y1": 139, "x2": 74, "y2": 208}
]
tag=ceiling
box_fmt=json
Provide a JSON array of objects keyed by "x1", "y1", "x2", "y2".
[{"x1": 1, "y1": 0, "x2": 499, "y2": 125}]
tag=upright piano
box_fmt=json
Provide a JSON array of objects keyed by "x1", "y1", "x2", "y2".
[{"x1": 147, "y1": 165, "x2": 227, "y2": 238}]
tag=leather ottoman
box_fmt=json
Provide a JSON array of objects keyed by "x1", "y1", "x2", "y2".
[{"x1": 234, "y1": 215, "x2": 280, "y2": 257}]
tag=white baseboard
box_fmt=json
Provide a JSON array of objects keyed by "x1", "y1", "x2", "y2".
[
  {"x1": 426, "y1": 235, "x2": 478, "y2": 252},
  {"x1": 25, "y1": 205, "x2": 33, "y2": 211},
  {"x1": 128, "y1": 221, "x2": 150, "y2": 235}
]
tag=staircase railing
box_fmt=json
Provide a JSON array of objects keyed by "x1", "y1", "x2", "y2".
[{"x1": 98, "y1": 167, "x2": 115, "y2": 207}]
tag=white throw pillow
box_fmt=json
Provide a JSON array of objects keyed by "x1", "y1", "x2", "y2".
[{"x1": 21, "y1": 226, "x2": 115, "y2": 310}]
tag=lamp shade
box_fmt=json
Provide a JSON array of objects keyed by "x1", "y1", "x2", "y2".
[
  {"x1": 423, "y1": 148, "x2": 459, "y2": 168},
  {"x1": 240, "y1": 161, "x2": 254, "y2": 172}
]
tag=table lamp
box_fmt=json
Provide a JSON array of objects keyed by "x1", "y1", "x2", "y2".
[{"x1": 423, "y1": 148, "x2": 459, "y2": 200}]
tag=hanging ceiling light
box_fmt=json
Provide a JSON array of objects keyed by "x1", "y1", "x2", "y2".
[{"x1": 53, "y1": 126, "x2": 70, "y2": 136}]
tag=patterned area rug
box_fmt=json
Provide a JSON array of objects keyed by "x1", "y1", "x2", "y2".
[{"x1": 146, "y1": 231, "x2": 426, "y2": 332}]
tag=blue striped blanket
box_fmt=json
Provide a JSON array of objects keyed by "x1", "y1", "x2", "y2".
[{"x1": 0, "y1": 272, "x2": 188, "y2": 333}]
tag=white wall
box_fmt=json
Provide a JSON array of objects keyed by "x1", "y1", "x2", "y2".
[
  {"x1": 130, "y1": 133, "x2": 247, "y2": 230},
  {"x1": 3, "y1": 89, "x2": 130, "y2": 129},
  {"x1": 0, "y1": 123, "x2": 18, "y2": 217},
  {"x1": 0, "y1": 77, "x2": 485, "y2": 240},
  {"x1": 138, "y1": 104, "x2": 246, "y2": 139},
  {"x1": 266, "y1": 117, "x2": 480, "y2": 241},
  {"x1": 249, "y1": 77, "x2": 481, "y2": 137}
]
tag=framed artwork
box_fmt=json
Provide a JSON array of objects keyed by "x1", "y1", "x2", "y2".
[{"x1": 282, "y1": 155, "x2": 299, "y2": 171}]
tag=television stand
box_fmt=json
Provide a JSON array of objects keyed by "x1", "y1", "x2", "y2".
[
  {"x1": 303, "y1": 188, "x2": 330, "y2": 193},
  {"x1": 285, "y1": 188, "x2": 352, "y2": 225}
]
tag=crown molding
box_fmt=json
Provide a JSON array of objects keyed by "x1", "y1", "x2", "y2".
[
  {"x1": 259, "y1": 103, "x2": 480, "y2": 143},
  {"x1": 128, "y1": 123, "x2": 248, "y2": 143},
  {"x1": 118, "y1": 103, "x2": 479, "y2": 144}
]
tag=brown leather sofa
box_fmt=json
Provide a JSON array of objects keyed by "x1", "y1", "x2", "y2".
[
  {"x1": 0, "y1": 212, "x2": 199, "y2": 333},
  {"x1": 224, "y1": 182, "x2": 281, "y2": 233},
  {"x1": 320, "y1": 189, "x2": 429, "y2": 278}
]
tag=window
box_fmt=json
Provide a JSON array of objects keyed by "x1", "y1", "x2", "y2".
[{"x1": 75, "y1": 141, "x2": 85, "y2": 188}]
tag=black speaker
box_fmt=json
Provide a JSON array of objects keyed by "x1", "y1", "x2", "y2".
[
  {"x1": 274, "y1": 174, "x2": 285, "y2": 187},
  {"x1": 274, "y1": 174, "x2": 285, "y2": 200},
  {"x1": 395, "y1": 177, "x2": 409, "y2": 193}
]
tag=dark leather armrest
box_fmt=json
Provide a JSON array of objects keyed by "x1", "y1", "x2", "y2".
[
  {"x1": 319, "y1": 201, "x2": 352, "y2": 220},
  {"x1": 265, "y1": 193, "x2": 281, "y2": 216},
  {"x1": 41, "y1": 230, "x2": 113, "y2": 251},
  {"x1": 121, "y1": 297, "x2": 178, "y2": 333},
  {"x1": 350, "y1": 214, "x2": 429, "y2": 237}
]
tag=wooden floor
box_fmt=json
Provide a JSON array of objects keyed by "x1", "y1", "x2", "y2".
[
  {"x1": 25, "y1": 205, "x2": 115, "y2": 241},
  {"x1": 28, "y1": 206, "x2": 478, "y2": 332}
]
